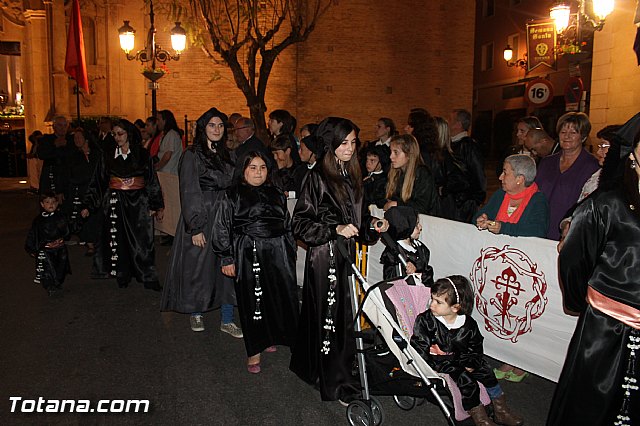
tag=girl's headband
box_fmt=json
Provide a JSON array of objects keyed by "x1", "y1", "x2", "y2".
[{"x1": 445, "y1": 277, "x2": 459, "y2": 305}]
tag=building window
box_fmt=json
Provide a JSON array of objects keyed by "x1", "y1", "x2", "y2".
[
  {"x1": 83, "y1": 17, "x2": 97, "y2": 66},
  {"x1": 482, "y1": 42, "x2": 494, "y2": 71},
  {"x1": 483, "y1": 0, "x2": 495, "y2": 17}
]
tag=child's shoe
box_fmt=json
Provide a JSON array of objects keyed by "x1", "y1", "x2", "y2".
[
  {"x1": 468, "y1": 404, "x2": 497, "y2": 426},
  {"x1": 504, "y1": 370, "x2": 529, "y2": 383},
  {"x1": 491, "y1": 395, "x2": 524, "y2": 426}
]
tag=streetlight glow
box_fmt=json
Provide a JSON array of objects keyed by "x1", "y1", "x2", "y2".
[
  {"x1": 550, "y1": 3, "x2": 571, "y2": 33},
  {"x1": 118, "y1": 21, "x2": 136, "y2": 54},
  {"x1": 592, "y1": 0, "x2": 614, "y2": 21},
  {"x1": 170, "y1": 22, "x2": 187, "y2": 54}
]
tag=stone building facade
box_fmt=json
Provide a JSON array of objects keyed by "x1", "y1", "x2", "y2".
[{"x1": 1, "y1": 0, "x2": 476, "y2": 146}]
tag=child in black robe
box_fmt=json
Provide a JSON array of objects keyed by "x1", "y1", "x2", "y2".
[
  {"x1": 379, "y1": 206, "x2": 434, "y2": 286},
  {"x1": 363, "y1": 144, "x2": 390, "y2": 210},
  {"x1": 25, "y1": 190, "x2": 71, "y2": 297},
  {"x1": 411, "y1": 275, "x2": 523, "y2": 426}
]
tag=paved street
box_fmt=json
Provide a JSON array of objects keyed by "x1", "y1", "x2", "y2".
[{"x1": 0, "y1": 179, "x2": 554, "y2": 425}]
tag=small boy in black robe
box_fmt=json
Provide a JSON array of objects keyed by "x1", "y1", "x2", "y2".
[
  {"x1": 379, "y1": 206, "x2": 434, "y2": 286},
  {"x1": 25, "y1": 190, "x2": 71, "y2": 297},
  {"x1": 363, "y1": 144, "x2": 390, "y2": 210}
]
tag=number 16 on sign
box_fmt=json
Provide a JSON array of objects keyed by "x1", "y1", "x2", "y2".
[{"x1": 525, "y1": 78, "x2": 554, "y2": 108}]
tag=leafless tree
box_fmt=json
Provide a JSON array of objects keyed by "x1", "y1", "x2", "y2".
[{"x1": 159, "y1": 0, "x2": 332, "y2": 142}]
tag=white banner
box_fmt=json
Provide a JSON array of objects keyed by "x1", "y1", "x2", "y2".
[{"x1": 366, "y1": 215, "x2": 577, "y2": 382}]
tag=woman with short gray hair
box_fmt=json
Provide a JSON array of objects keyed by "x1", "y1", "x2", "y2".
[{"x1": 474, "y1": 154, "x2": 549, "y2": 238}]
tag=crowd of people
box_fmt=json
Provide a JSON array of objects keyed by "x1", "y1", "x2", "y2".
[{"x1": 23, "y1": 106, "x2": 640, "y2": 425}]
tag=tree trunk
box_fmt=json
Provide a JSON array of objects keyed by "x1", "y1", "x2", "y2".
[{"x1": 249, "y1": 102, "x2": 269, "y2": 145}]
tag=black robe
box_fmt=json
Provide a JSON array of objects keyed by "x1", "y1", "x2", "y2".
[
  {"x1": 37, "y1": 134, "x2": 74, "y2": 195},
  {"x1": 213, "y1": 183, "x2": 299, "y2": 357},
  {"x1": 388, "y1": 165, "x2": 437, "y2": 215},
  {"x1": 548, "y1": 187, "x2": 640, "y2": 426},
  {"x1": 62, "y1": 141, "x2": 102, "y2": 243},
  {"x1": 161, "y1": 145, "x2": 236, "y2": 313},
  {"x1": 411, "y1": 310, "x2": 497, "y2": 411},
  {"x1": 83, "y1": 143, "x2": 164, "y2": 285},
  {"x1": 25, "y1": 211, "x2": 71, "y2": 289},
  {"x1": 290, "y1": 167, "x2": 365, "y2": 401},
  {"x1": 363, "y1": 171, "x2": 388, "y2": 210},
  {"x1": 446, "y1": 136, "x2": 486, "y2": 223},
  {"x1": 380, "y1": 239, "x2": 434, "y2": 286}
]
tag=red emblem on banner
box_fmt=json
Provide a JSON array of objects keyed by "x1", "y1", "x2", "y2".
[{"x1": 470, "y1": 245, "x2": 548, "y2": 342}]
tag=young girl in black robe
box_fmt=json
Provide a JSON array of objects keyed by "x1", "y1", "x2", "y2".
[
  {"x1": 290, "y1": 117, "x2": 377, "y2": 403},
  {"x1": 25, "y1": 190, "x2": 71, "y2": 297},
  {"x1": 214, "y1": 151, "x2": 298, "y2": 374},
  {"x1": 362, "y1": 144, "x2": 390, "y2": 210},
  {"x1": 411, "y1": 275, "x2": 523, "y2": 426},
  {"x1": 378, "y1": 206, "x2": 434, "y2": 286}
]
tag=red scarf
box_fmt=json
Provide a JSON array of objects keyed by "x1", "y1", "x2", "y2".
[
  {"x1": 149, "y1": 132, "x2": 163, "y2": 158},
  {"x1": 495, "y1": 182, "x2": 539, "y2": 224}
]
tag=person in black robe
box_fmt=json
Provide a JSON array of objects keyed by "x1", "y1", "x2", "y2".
[
  {"x1": 37, "y1": 116, "x2": 74, "y2": 201},
  {"x1": 362, "y1": 144, "x2": 390, "y2": 210},
  {"x1": 161, "y1": 108, "x2": 241, "y2": 336},
  {"x1": 411, "y1": 276, "x2": 523, "y2": 425},
  {"x1": 81, "y1": 119, "x2": 164, "y2": 290},
  {"x1": 292, "y1": 134, "x2": 323, "y2": 196},
  {"x1": 213, "y1": 151, "x2": 298, "y2": 373},
  {"x1": 270, "y1": 133, "x2": 300, "y2": 195},
  {"x1": 25, "y1": 190, "x2": 71, "y2": 297},
  {"x1": 62, "y1": 128, "x2": 102, "y2": 256},
  {"x1": 290, "y1": 117, "x2": 377, "y2": 403},
  {"x1": 548, "y1": 113, "x2": 640, "y2": 426},
  {"x1": 378, "y1": 206, "x2": 433, "y2": 286}
]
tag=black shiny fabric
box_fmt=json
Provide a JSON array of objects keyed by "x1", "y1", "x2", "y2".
[
  {"x1": 62, "y1": 141, "x2": 102, "y2": 241},
  {"x1": 289, "y1": 167, "x2": 364, "y2": 401},
  {"x1": 213, "y1": 183, "x2": 299, "y2": 356},
  {"x1": 83, "y1": 143, "x2": 164, "y2": 284},
  {"x1": 411, "y1": 311, "x2": 497, "y2": 411},
  {"x1": 446, "y1": 136, "x2": 486, "y2": 222},
  {"x1": 549, "y1": 187, "x2": 640, "y2": 425},
  {"x1": 380, "y1": 239, "x2": 434, "y2": 286},
  {"x1": 363, "y1": 172, "x2": 388, "y2": 210},
  {"x1": 161, "y1": 146, "x2": 235, "y2": 313},
  {"x1": 37, "y1": 134, "x2": 74, "y2": 194},
  {"x1": 25, "y1": 212, "x2": 71, "y2": 289}
]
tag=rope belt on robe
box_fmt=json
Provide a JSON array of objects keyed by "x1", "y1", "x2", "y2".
[
  {"x1": 587, "y1": 287, "x2": 640, "y2": 426},
  {"x1": 109, "y1": 176, "x2": 145, "y2": 191}
]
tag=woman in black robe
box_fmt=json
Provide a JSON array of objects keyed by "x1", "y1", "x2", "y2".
[
  {"x1": 290, "y1": 117, "x2": 375, "y2": 402},
  {"x1": 161, "y1": 108, "x2": 240, "y2": 335},
  {"x1": 548, "y1": 114, "x2": 640, "y2": 426},
  {"x1": 81, "y1": 119, "x2": 164, "y2": 290},
  {"x1": 213, "y1": 151, "x2": 298, "y2": 373},
  {"x1": 62, "y1": 128, "x2": 102, "y2": 256}
]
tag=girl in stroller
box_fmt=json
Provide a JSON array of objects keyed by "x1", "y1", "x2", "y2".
[{"x1": 411, "y1": 275, "x2": 524, "y2": 426}]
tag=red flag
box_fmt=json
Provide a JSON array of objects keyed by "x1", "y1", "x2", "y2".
[{"x1": 64, "y1": 0, "x2": 89, "y2": 93}]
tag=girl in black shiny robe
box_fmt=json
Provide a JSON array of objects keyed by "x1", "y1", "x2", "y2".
[
  {"x1": 290, "y1": 117, "x2": 375, "y2": 402},
  {"x1": 549, "y1": 120, "x2": 640, "y2": 426},
  {"x1": 213, "y1": 152, "x2": 298, "y2": 372},
  {"x1": 81, "y1": 120, "x2": 164, "y2": 289},
  {"x1": 160, "y1": 108, "x2": 237, "y2": 328}
]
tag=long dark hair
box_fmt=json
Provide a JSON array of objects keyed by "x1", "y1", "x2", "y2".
[
  {"x1": 408, "y1": 108, "x2": 438, "y2": 158},
  {"x1": 318, "y1": 118, "x2": 362, "y2": 204},
  {"x1": 194, "y1": 107, "x2": 232, "y2": 165},
  {"x1": 623, "y1": 128, "x2": 640, "y2": 215},
  {"x1": 158, "y1": 110, "x2": 180, "y2": 134},
  {"x1": 112, "y1": 119, "x2": 142, "y2": 146}
]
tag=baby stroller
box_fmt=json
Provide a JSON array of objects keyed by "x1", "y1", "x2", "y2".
[{"x1": 336, "y1": 240, "x2": 491, "y2": 426}]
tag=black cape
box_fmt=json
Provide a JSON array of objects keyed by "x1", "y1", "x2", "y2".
[
  {"x1": 213, "y1": 183, "x2": 299, "y2": 356},
  {"x1": 83, "y1": 143, "x2": 164, "y2": 284},
  {"x1": 25, "y1": 211, "x2": 71, "y2": 289},
  {"x1": 161, "y1": 145, "x2": 236, "y2": 313},
  {"x1": 388, "y1": 165, "x2": 437, "y2": 215},
  {"x1": 548, "y1": 187, "x2": 640, "y2": 425}
]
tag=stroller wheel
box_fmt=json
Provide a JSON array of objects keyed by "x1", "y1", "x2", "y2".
[
  {"x1": 369, "y1": 396, "x2": 385, "y2": 426},
  {"x1": 393, "y1": 395, "x2": 416, "y2": 411},
  {"x1": 346, "y1": 400, "x2": 374, "y2": 426}
]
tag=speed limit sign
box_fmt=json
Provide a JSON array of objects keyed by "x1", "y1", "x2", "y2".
[{"x1": 525, "y1": 78, "x2": 554, "y2": 107}]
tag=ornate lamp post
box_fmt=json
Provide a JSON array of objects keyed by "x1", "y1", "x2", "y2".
[
  {"x1": 550, "y1": 0, "x2": 614, "y2": 56},
  {"x1": 117, "y1": 0, "x2": 186, "y2": 116}
]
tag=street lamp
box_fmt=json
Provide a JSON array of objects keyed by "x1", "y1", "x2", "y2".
[
  {"x1": 503, "y1": 45, "x2": 528, "y2": 70},
  {"x1": 550, "y1": 0, "x2": 614, "y2": 56},
  {"x1": 117, "y1": 0, "x2": 187, "y2": 116}
]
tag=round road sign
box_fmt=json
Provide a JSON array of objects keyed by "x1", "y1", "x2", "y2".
[{"x1": 525, "y1": 78, "x2": 554, "y2": 107}]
